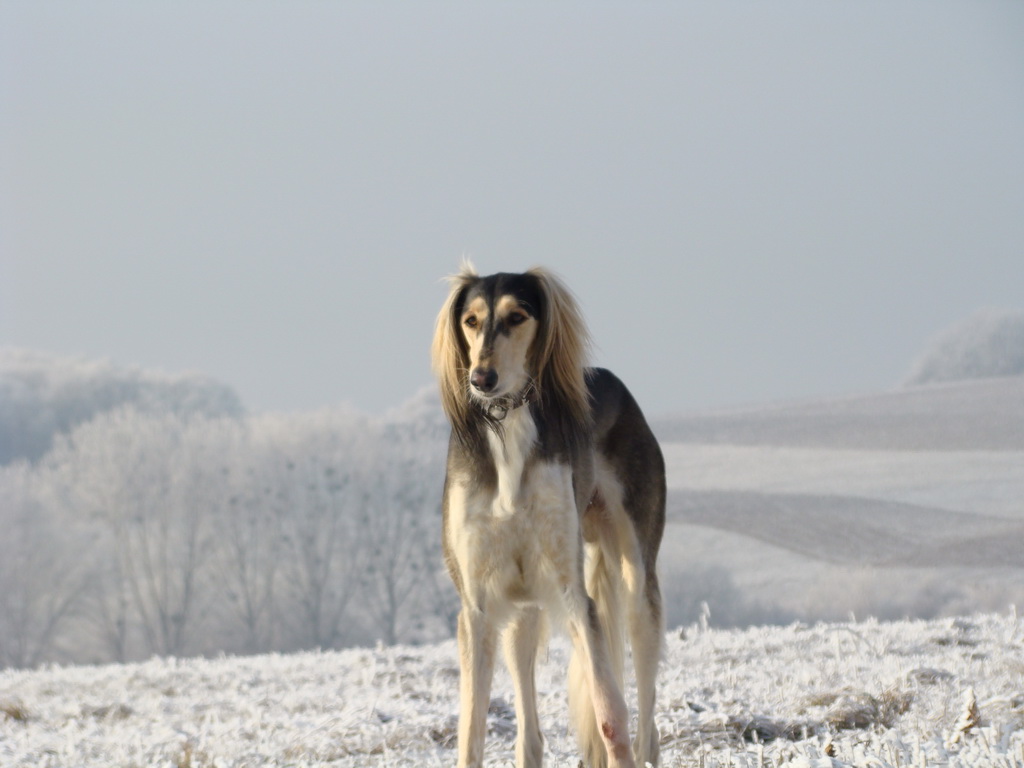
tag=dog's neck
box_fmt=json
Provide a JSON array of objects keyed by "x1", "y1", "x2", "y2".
[
  {"x1": 478, "y1": 380, "x2": 537, "y2": 421},
  {"x1": 485, "y1": 403, "x2": 537, "y2": 518}
]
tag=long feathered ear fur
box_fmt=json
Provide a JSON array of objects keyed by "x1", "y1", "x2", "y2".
[
  {"x1": 528, "y1": 267, "x2": 592, "y2": 431},
  {"x1": 431, "y1": 261, "x2": 479, "y2": 437}
]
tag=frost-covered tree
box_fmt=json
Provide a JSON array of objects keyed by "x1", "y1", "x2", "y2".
[
  {"x1": 355, "y1": 393, "x2": 449, "y2": 644},
  {"x1": 0, "y1": 347, "x2": 243, "y2": 465},
  {"x1": 211, "y1": 447, "x2": 285, "y2": 655},
  {"x1": 905, "y1": 309, "x2": 1024, "y2": 386},
  {"x1": 259, "y1": 411, "x2": 373, "y2": 650},
  {"x1": 0, "y1": 464, "x2": 89, "y2": 668},
  {"x1": 356, "y1": 447, "x2": 438, "y2": 645},
  {"x1": 46, "y1": 408, "x2": 223, "y2": 658}
]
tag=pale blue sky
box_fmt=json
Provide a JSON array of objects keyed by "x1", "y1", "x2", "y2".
[{"x1": 3, "y1": 2, "x2": 1023, "y2": 416}]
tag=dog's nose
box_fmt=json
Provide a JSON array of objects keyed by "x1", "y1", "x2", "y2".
[{"x1": 470, "y1": 367, "x2": 498, "y2": 393}]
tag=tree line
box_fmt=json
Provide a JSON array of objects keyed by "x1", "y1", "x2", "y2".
[{"x1": 0, "y1": 389, "x2": 452, "y2": 669}]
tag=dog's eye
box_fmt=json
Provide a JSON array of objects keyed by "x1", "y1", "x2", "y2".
[
  {"x1": 464, "y1": 315, "x2": 478, "y2": 329},
  {"x1": 507, "y1": 312, "x2": 527, "y2": 327}
]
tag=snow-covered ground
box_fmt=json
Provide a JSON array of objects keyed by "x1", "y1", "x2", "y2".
[
  {"x1": 2, "y1": 612, "x2": 1022, "y2": 767},
  {"x1": 3, "y1": 371, "x2": 1022, "y2": 766},
  {"x1": 652, "y1": 377, "x2": 1024, "y2": 626},
  {"x1": 663, "y1": 445, "x2": 1024, "y2": 518}
]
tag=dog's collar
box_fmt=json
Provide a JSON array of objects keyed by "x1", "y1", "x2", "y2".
[{"x1": 479, "y1": 380, "x2": 536, "y2": 421}]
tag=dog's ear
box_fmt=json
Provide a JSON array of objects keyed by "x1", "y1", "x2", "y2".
[
  {"x1": 432, "y1": 262, "x2": 479, "y2": 427},
  {"x1": 528, "y1": 267, "x2": 591, "y2": 424}
]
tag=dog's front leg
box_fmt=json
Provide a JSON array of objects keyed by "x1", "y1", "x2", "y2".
[
  {"x1": 503, "y1": 607, "x2": 544, "y2": 768},
  {"x1": 457, "y1": 605, "x2": 497, "y2": 768}
]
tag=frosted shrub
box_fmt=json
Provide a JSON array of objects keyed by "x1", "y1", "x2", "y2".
[{"x1": 905, "y1": 309, "x2": 1024, "y2": 385}]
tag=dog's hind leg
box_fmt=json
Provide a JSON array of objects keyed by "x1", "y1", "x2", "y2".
[
  {"x1": 630, "y1": 573, "x2": 663, "y2": 767},
  {"x1": 567, "y1": 590, "x2": 635, "y2": 768},
  {"x1": 613, "y1": 506, "x2": 662, "y2": 768},
  {"x1": 503, "y1": 606, "x2": 545, "y2": 768},
  {"x1": 457, "y1": 607, "x2": 498, "y2": 768}
]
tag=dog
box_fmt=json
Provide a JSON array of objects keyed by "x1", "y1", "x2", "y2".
[{"x1": 431, "y1": 264, "x2": 665, "y2": 768}]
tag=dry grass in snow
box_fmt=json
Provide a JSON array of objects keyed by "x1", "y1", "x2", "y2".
[{"x1": 3, "y1": 612, "x2": 1023, "y2": 767}]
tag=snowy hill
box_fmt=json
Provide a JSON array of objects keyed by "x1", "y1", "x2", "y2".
[
  {"x1": 652, "y1": 376, "x2": 1024, "y2": 628},
  {"x1": 2, "y1": 612, "x2": 1022, "y2": 767},
  {"x1": 653, "y1": 375, "x2": 1024, "y2": 451}
]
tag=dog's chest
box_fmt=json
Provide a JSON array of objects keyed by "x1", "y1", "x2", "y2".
[{"x1": 450, "y1": 410, "x2": 578, "y2": 606}]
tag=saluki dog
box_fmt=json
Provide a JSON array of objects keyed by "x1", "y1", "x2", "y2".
[{"x1": 432, "y1": 265, "x2": 665, "y2": 768}]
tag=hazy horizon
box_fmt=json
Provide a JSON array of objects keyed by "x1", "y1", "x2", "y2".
[{"x1": 3, "y1": 3, "x2": 1023, "y2": 416}]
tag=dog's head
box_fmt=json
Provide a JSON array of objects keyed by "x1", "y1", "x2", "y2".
[{"x1": 432, "y1": 263, "x2": 590, "y2": 431}]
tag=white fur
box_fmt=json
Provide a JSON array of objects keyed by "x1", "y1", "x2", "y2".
[{"x1": 486, "y1": 407, "x2": 538, "y2": 519}]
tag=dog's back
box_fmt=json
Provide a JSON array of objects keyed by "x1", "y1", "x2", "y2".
[
  {"x1": 576, "y1": 366, "x2": 665, "y2": 768},
  {"x1": 587, "y1": 366, "x2": 666, "y2": 578}
]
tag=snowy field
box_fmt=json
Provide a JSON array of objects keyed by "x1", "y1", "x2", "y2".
[
  {"x1": 3, "y1": 364, "x2": 1022, "y2": 766},
  {"x1": 2, "y1": 612, "x2": 1023, "y2": 767},
  {"x1": 652, "y1": 377, "x2": 1024, "y2": 626}
]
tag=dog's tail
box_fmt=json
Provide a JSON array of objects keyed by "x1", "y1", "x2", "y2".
[{"x1": 568, "y1": 540, "x2": 627, "y2": 768}]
